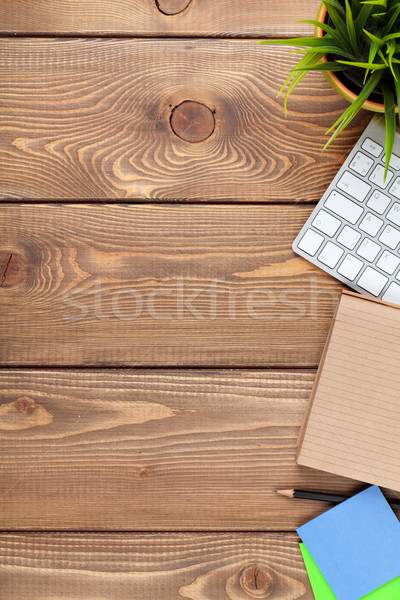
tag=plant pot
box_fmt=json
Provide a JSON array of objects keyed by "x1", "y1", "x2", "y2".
[{"x1": 316, "y1": 1, "x2": 387, "y2": 113}]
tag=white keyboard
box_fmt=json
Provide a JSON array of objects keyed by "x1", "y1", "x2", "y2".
[{"x1": 293, "y1": 115, "x2": 400, "y2": 305}]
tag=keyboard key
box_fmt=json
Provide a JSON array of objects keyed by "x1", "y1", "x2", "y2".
[
  {"x1": 366, "y1": 190, "x2": 391, "y2": 214},
  {"x1": 382, "y1": 152, "x2": 400, "y2": 170},
  {"x1": 324, "y1": 191, "x2": 363, "y2": 224},
  {"x1": 389, "y1": 177, "x2": 400, "y2": 199},
  {"x1": 387, "y1": 202, "x2": 400, "y2": 227},
  {"x1": 376, "y1": 250, "x2": 400, "y2": 275},
  {"x1": 298, "y1": 229, "x2": 324, "y2": 256},
  {"x1": 349, "y1": 151, "x2": 374, "y2": 176},
  {"x1": 338, "y1": 254, "x2": 363, "y2": 281},
  {"x1": 359, "y1": 212, "x2": 383, "y2": 236},
  {"x1": 362, "y1": 137, "x2": 383, "y2": 157},
  {"x1": 357, "y1": 266, "x2": 388, "y2": 296},
  {"x1": 318, "y1": 242, "x2": 344, "y2": 268},
  {"x1": 368, "y1": 164, "x2": 394, "y2": 189},
  {"x1": 382, "y1": 282, "x2": 400, "y2": 304},
  {"x1": 336, "y1": 225, "x2": 361, "y2": 250},
  {"x1": 337, "y1": 171, "x2": 371, "y2": 202},
  {"x1": 312, "y1": 210, "x2": 341, "y2": 237},
  {"x1": 356, "y1": 238, "x2": 381, "y2": 262},
  {"x1": 379, "y1": 225, "x2": 400, "y2": 249}
]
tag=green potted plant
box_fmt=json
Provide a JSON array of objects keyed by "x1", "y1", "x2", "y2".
[{"x1": 261, "y1": 0, "x2": 400, "y2": 177}]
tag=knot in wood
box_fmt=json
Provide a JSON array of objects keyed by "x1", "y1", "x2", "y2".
[
  {"x1": 240, "y1": 564, "x2": 274, "y2": 598},
  {"x1": 0, "y1": 397, "x2": 53, "y2": 431},
  {"x1": 15, "y1": 396, "x2": 36, "y2": 415},
  {"x1": 170, "y1": 100, "x2": 215, "y2": 143},
  {"x1": 155, "y1": 0, "x2": 192, "y2": 15}
]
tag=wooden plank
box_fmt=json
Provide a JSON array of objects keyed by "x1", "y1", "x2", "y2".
[
  {"x1": 0, "y1": 533, "x2": 314, "y2": 599},
  {"x1": 0, "y1": 0, "x2": 320, "y2": 36},
  {"x1": 0, "y1": 369, "x2": 363, "y2": 531},
  {"x1": 0, "y1": 39, "x2": 368, "y2": 201},
  {"x1": 0, "y1": 204, "x2": 344, "y2": 367}
]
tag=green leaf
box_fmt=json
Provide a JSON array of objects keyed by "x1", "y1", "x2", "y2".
[
  {"x1": 386, "y1": 38, "x2": 397, "y2": 79},
  {"x1": 323, "y1": 0, "x2": 354, "y2": 53},
  {"x1": 259, "y1": 36, "x2": 339, "y2": 48},
  {"x1": 324, "y1": 0, "x2": 346, "y2": 17},
  {"x1": 382, "y1": 83, "x2": 396, "y2": 179},
  {"x1": 381, "y1": 32, "x2": 400, "y2": 42},
  {"x1": 351, "y1": 0, "x2": 362, "y2": 13},
  {"x1": 361, "y1": 0, "x2": 387, "y2": 5},
  {"x1": 362, "y1": 37, "x2": 381, "y2": 82},
  {"x1": 291, "y1": 62, "x2": 349, "y2": 71},
  {"x1": 291, "y1": 46, "x2": 356, "y2": 59},
  {"x1": 377, "y1": 47, "x2": 390, "y2": 65},
  {"x1": 385, "y1": 3, "x2": 400, "y2": 34},
  {"x1": 278, "y1": 52, "x2": 325, "y2": 114},
  {"x1": 354, "y1": 2, "x2": 374, "y2": 36},
  {"x1": 324, "y1": 70, "x2": 382, "y2": 147},
  {"x1": 297, "y1": 19, "x2": 345, "y2": 45},
  {"x1": 363, "y1": 28, "x2": 385, "y2": 46},
  {"x1": 345, "y1": 0, "x2": 359, "y2": 55},
  {"x1": 336, "y1": 59, "x2": 387, "y2": 68},
  {"x1": 366, "y1": 39, "x2": 380, "y2": 62},
  {"x1": 393, "y1": 63, "x2": 400, "y2": 126}
]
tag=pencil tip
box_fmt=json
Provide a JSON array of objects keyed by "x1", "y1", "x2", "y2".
[{"x1": 276, "y1": 489, "x2": 294, "y2": 498}]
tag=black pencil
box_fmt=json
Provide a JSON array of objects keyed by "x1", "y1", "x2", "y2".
[{"x1": 276, "y1": 488, "x2": 400, "y2": 511}]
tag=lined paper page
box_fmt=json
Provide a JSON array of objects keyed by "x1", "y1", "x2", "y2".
[{"x1": 297, "y1": 291, "x2": 400, "y2": 491}]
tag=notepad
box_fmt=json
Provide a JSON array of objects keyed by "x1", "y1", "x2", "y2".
[
  {"x1": 297, "y1": 486, "x2": 400, "y2": 600},
  {"x1": 300, "y1": 543, "x2": 400, "y2": 600},
  {"x1": 296, "y1": 289, "x2": 400, "y2": 491}
]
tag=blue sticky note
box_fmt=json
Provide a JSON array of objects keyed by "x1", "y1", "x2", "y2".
[{"x1": 297, "y1": 486, "x2": 400, "y2": 600}]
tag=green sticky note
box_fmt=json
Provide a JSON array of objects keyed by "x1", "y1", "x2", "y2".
[{"x1": 299, "y1": 543, "x2": 400, "y2": 600}]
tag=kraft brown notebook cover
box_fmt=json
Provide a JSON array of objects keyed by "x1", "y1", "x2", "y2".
[{"x1": 296, "y1": 290, "x2": 400, "y2": 491}]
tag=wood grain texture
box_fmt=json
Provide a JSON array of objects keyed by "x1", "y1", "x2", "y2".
[
  {"x1": 0, "y1": 533, "x2": 314, "y2": 600},
  {"x1": 0, "y1": 204, "x2": 344, "y2": 367},
  {"x1": 0, "y1": 39, "x2": 369, "y2": 201},
  {"x1": 0, "y1": 369, "x2": 363, "y2": 531},
  {"x1": 0, "y1": 0, "x2": 320, "y2": 36}
]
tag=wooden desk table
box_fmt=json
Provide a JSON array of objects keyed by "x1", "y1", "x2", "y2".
[{"x1": 0, "y1": 1, "x2": 372, "y2": 597}]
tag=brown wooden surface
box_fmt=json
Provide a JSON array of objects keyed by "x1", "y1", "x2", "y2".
[
  {"x1": 0, "y1": 204, "x2": 344, "y2": 367},
  {"x1": 0, "y1": 369, "x2": 364, "y2": 531},
  {"x1": 0, "y1": 0, "x2": 320, "y2": 36},
  {"x1": 0, "y1": 38, "x2": 369, "y2": 201},
  {"x1": 0, "y1": 1, "x2": 372, "y2": 596},
  {"x1": 0, "y1": 533, "x2": 314, "y2": 600}
]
